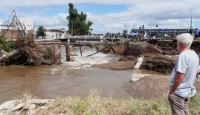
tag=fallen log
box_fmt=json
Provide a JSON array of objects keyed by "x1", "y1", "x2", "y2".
[
  {"x1": 0, "y1": 48, "x2": 21, "y2": 62},
  {"x1": 86, "y1": 47, "x2": 108, "y2": 57}
]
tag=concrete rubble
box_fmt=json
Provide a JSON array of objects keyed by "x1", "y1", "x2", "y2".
[{"x1": 0, "y1": 99, "x2": 53, "y2": 115}]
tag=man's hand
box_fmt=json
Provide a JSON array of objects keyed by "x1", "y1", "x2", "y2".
[
  {"x1": 170, "y1": 72, "x2": 184, "y2": 94},
  {"x1": 197, "y1": 70, "x2": 200, "y2": 75}
]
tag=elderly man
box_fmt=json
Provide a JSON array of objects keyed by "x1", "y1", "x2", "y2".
[{"x1": 168, "y1": 33, "x2": 199, "y2": 115}]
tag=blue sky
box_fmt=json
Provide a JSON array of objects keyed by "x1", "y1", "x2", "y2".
[
  {"x1": 12, "y1": 3, "x2": 127, "y2": 16},
  {"x1": 0, "y1": 0, "x2": 200, "y2": 34}
]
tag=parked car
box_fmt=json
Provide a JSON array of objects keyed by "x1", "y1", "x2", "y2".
[
  {"x1": 153, "y1": 35, "x2": 162, "y2": 38},
  {"x1": 152, "y1": 34, "x2": 172, "y2": 39},
  {"x1": 164, "y1": 36, "x2": 171, "y2": 39},
  {"x1": 164, "y1": 34, "x2": 172, "y2": 39}
]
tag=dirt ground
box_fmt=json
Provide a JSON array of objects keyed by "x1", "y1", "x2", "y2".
[{"x1": 126, "y1": 74, "x2": 170, "y2": 101}]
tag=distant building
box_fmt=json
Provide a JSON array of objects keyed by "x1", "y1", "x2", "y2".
[
  {"x1": 19, "y1": 18, "x2": 34, "y2": 33},
  {"x1": 131, "y1": 28, "x2": 198, "y2": 38},
  {"x1": 45, "y1": 29, "x2": 64, "y2": 39},
  {"x1": 0, "y1": 17, "x2": 34, "y2": 39},
  {"x1": 44, "y1": 29, "x2": 69, "y2": 39}
]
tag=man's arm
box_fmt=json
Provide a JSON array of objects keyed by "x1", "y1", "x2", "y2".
[{"x1": 170, "y1": 72, "x2": 184, "y2": 94}]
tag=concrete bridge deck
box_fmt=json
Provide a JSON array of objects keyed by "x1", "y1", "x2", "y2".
[
  {"x1": 57, "y1": 37, "x2": 121, "y2": 42},
  {"x1": 35, "y1": 39, "x2": 101, "y2": 46}
]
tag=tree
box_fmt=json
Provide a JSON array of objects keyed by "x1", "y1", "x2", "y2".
[
  {"x1": 121, "y1": 30, "x2": 128, "y2": 38},
  {"x1": 36, "y1": 26, "x2": 46, "y2": 38},
  {"x1": 67, "y1": 3, "x2": 93, "y2": 36},
  {"x1": 122, "y1": 30, "x2": 128, "y2": 36},
  {"x1": 142, "y1": 25, "x2": 144, "y2": 30}
]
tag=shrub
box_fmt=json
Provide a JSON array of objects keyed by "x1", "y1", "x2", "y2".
[{"x1": 0, "y1": 35, "x2": 12, "y2": 52}]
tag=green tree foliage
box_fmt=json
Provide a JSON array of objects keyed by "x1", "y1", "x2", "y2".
[
  {"x1": 0, "y1": 36, "x2": 12, "y2": 52},
  {"x1": 67, "y1": 3, "x2": 93, "y2": 36},
  {"x1": 36, "y1": 26, "x2": 46, "y2": 38},
  {"x1": 122, "y1": 30, "x2": 128, "y2": 37}
]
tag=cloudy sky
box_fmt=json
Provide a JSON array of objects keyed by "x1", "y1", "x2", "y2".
[{"x1": 0, "y1": 0, "x2": 199, "y2": 34}]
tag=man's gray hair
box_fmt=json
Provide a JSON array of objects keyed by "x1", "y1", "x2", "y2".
[{"x1": 176, "y1": 33, "x2": 194, "y2": 48}]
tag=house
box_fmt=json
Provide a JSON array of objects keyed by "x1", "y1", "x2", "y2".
[
  {"x1": 20, "y1": 18, "x2": 34, "y2": 34},
  {"x1": 45, "y1": 29, "x2": 68, "y2": 39}
]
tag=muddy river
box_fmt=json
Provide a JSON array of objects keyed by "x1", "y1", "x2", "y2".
[{"x1": 0, "y1": 46, "x2": 162, "y2": 104}]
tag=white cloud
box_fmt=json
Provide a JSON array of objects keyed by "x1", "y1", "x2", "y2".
[
  {"x1": 0, "y1": 0, "x2": 200, "y2": 34},
  {"x1": 32, "y1": 13, "x2": 68, "y2": 30}
]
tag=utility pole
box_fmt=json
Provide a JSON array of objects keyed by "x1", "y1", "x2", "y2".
[
  {"x1": 190, "y1": 16, "x2": 193, "y2": 34},
  {"x1": 189, "y1": 11, "x2": 192, "y2": 29},
  {"x1": 189, "y1": 11, "x2": 193, "y2": 34}
]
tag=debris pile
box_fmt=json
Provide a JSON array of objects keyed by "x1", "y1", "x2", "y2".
[{"x1": 0, "y1": 10, "x2": 61, "y2": 66}]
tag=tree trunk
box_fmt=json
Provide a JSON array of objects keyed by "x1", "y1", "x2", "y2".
[{"x1": 0, "y1": 48, "x2": 21, "y2": 62}]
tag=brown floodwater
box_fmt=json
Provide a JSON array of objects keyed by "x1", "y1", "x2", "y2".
[
  {"x1": 0, "y1": 65, "x2": 131, "y2": 104},
  {"x1": 0, "y1": 65, "x2": 163, "y2": 104},
  {"x1": 0, "y1": 46, "x2": 164, "y2": 104}
]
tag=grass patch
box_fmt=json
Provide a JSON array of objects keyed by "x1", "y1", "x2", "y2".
[
  {"x1": 189, "y1": 94, "x2": 200, "y2": 115},
  {"x1": 35, "y1": 90, "x2": 173, "y2": 115},
  {"x1": 0, "y1": 36, "x2": 12, "y2": 52},
  {"x1": 13, "y1": 90, "x2": 200, "y2": 115}
]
